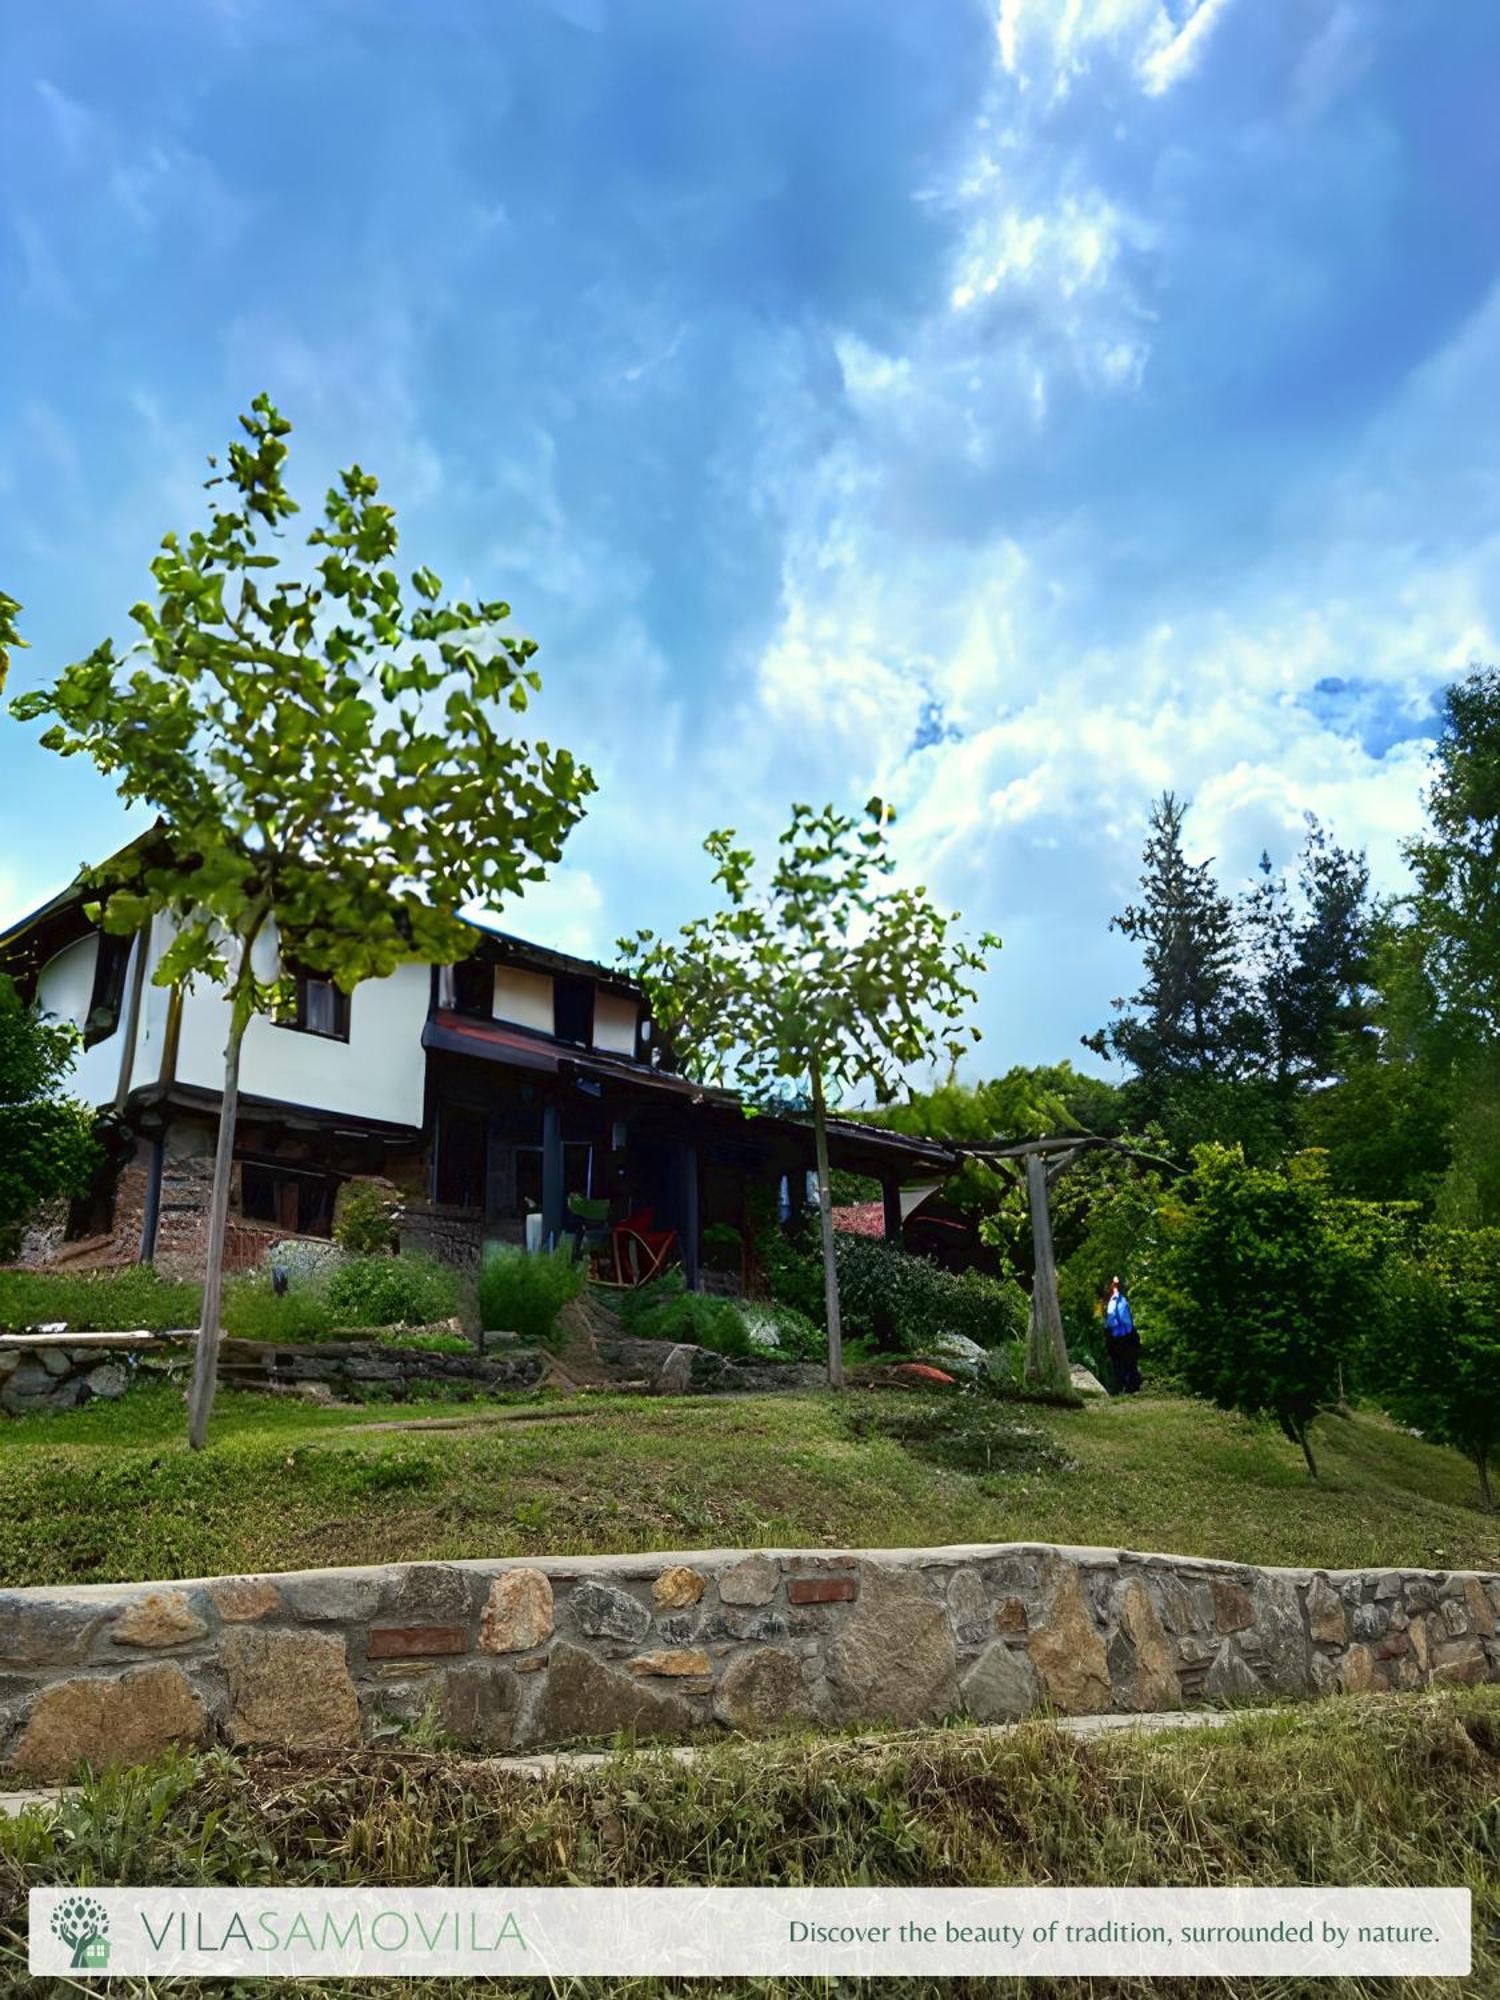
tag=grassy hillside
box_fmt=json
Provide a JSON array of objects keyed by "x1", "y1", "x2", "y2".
[
  {"x1": 3, "y1": 1690, "x2": 1496, "y2": 1998},
  {"x1": 1, "y1": 1382, "x2": 1494, "y2": 1588}
]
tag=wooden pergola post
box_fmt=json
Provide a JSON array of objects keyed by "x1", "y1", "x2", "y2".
[{"x1": 1024, "y1": 1149, "x2": 1071, "y2": 1395}]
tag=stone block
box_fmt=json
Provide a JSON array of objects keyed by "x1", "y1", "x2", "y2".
[
  {"x1": 441, "y1": 1663, "x2": 518, "y2": 1750},
  {"x1": 1431, "y1": 1638, "x2": 1488, "y2": 1687},
  {"x1": 716, "y1": 1648, "x2": 817, "y2": 1730},
  {"x1": 1204, "y1": 1642, "x2": 1266, "y2": 1703},
  {"x1": 1463, "y1": 1576, "x2": 1495, "y2": 1638},
  {"x1": 480, "y1": 1571, "x2": 555, "y2": 1654},
  {"x1": 8, "y1": 1666, "x2": 207, "y2": 1781},
  {"x1": 945, "y1": 1569, "x2": 989, "y2": 1646},
  {"x1": 110, "y1": 1592, "x2": 209, "y2": 1651},
  {"x1": 532, "y1": 1642, "x2": 698, "y2": 1746},
  {"x1": 960, "y1": 1643, "x2": 1038, "y2": 1722},
  {"x1": 1111, "y1": 1578, "x2": 1181, "y2": 1712},
  {"x1": 1338, "y1": 1642, "x2": 1379, "y2": 1694},
  {"x1": 381, "y1": 1565, "x2": 472, "y2": 1627},
  {"x1": 1026, "y1": 1563, "x2": 1111, "y2": 1714},
  {"x1": 207, "y1": 1578, "x2": 282, "y2": 1624},
  {"x1": 280, "y1": 1574, "x2": 382, "y2": 1624},
  {"x1": 828, "y1": 1563, "x2": 957, "y2": 1726},
  {"x1": 1306, "y1": 1575, "x2": 1346, "y2": 1646},
  {"x1": 1212, "y1": 1580, "x2": 1254, "y2": 1633},
  {"x1": 221, "y1": 1627, "x2": 360, "y2": 1749},
  {"x1": 568, "y1": 1579, "x2": 648, "y2": 1644},
  {"x1": 993, "y1": 1596, "x2": 1028, "y2": 1637},
  {"x1": 1351, "y1": 1602, "x2": 1389, "y2": 1641},
  {"x1": 651, "y1": 1566, "x2": 707, "y2": 1610},
  {"x1": 0, "y1": 1597, "x2": 109, "y2": 1671},
  {"x1": 717, "y1": 1555, "x2": 780, "y2": 1607},
  {"x1": 626, "y1": 1650, "x2": 711, "y2": 1677}
]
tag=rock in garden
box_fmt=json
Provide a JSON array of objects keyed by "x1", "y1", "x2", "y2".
[
  {"x1": 441, "y1": 1663, "x2": 518, "y2": 1751},
  {"x1": 657, "y1": 1345, "x2": 695, "y2": 1394},
  {"x1": 1069, "y1": 1364, "x2": 1108, "y2": 1398},
  {"x1": 533, "y1": 1642, "x2": 698, "y2": 1745},
  {"x1": 1109, "y1": 1578, "x2": 1180, "y2": 1711}
]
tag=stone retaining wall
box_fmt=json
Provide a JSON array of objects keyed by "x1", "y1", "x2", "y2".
[{"x1": 3, "y1": 1544, "x2": 1496, "y2": 1780}]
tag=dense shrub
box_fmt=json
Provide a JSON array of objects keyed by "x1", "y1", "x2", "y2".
[
  {"x1": 0, "y1": 1266, "x2": 200, "y2": 1333},
  {"x1": 332, "y1": 1179, "x2": 400, "y2": 1255},
  {"x1": 617, "y1": 1271, "x2": 753, "y2": 1356},
  {"x1": 738, "y1": 1299, "x2": 824, "y2": 1361},
  {"x1": 478, "y1": 1243, "x2": 583, "y2": 1343},
  {"x1": 1152, "y1": 1145, "x2": 1394, "y2": 1477},
  {"x1": 1373, "y1": 1226, "x2": 1500, "y2": 1510},
  {"x1": 748, "y1": 1201, "x2": 826, "y2": 1323},
  {"x1": 221, "y1": 1275, "x2": 334, "y2": 1342},
  {"x1": 833, "y1": 1235, "x2": 1027, "y2": 1355},
  {"x1": 326, "y1": 1253, "x2": 461, "y2": 1329}
]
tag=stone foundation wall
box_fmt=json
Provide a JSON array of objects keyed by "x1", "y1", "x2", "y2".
[{"x1": 3, "y1": 1544, "x2": 1496, "y2": 1780}]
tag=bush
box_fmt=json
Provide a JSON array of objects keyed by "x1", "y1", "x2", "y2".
[
  {"x1": 1373, "y1": 1226, "x2": 1500, "y2": 1510},
  {"x1": 221, "y1": 1274, "x2": 334, "y2": 1342},
  {"x1": 1153, "y1": 1146, "x2": 1394, "y2": 1478},
  {"x1": 737, "y1": 1300, "x2": 824, "y2": 1361},
  {"x1": 624, "y1": 1286, "x2": 756, "y2": 1358},
  {"x1": 833, "y1": 1235, "x2": 1027, "y2": 1355},
  {"x1": 477, "y1": 1243, "x2": 583, "y2": 1344},
  {"x1": 332, "y1": 1179, "x2": 400, "y2": 1255},
  {"x1": 375, "y1": 1326, "x2": 473, "y2": 1355},
  {"x1": 0, "y1": 1266, "x2": 201, "y2": 1333},
  {"x1": 326, "y1": 1253, "x2": 461, "y2": 1329}
]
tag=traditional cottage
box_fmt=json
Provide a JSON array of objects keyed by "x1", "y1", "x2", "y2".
[{"x1": 1, "y1": 861, "x2": 957, "y2": 1284}]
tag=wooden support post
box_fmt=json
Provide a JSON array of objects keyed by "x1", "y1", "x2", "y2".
[
  {"x1": 680, "y1": 1141, "x2": 701, "y2": 1292},
  {"x1": 1024, "y1": 1149, "x2": 1071, "y2": 1394},
  {"x1": 881, "y1": 1176, "x2": 903, "y2": 1244},
  {"x1": 541, "y1": 1102, "x2": 564, "y2": 1251}
]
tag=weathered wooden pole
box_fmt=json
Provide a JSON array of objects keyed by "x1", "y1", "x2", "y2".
[{"x1": 1023, "y1": 1148, "x2": 1071, "y2": 1394}]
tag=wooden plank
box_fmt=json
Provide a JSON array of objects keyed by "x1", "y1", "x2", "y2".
[
  {"x1": 366, "y1": 1625, "x2": 468, "y2": 1660},
  {"x1": 1024, "y1": 1150, "x2": 1071, "y2": 1394}
]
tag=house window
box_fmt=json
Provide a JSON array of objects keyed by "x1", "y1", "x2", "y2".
[
  {"x1": 278, "y1": 970, "x2": 351, "y2": 1040},
  {"x1": 553, "y1": 974, "x2": 593, "y2": 1047},
  {"x1": 83, "y1": 931, "x2": 133, "y2": 1048},
  {"x1": 452, "y1": 959, "x2": 494, "y2": 1019},
  {"x1": 240, "y1": 1162, "x2": 337, "y2": 1236}
]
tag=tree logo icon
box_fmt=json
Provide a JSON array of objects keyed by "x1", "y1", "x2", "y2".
[{"x1": 50, "y1": 1894, "x2": 111, "y2": 1970}]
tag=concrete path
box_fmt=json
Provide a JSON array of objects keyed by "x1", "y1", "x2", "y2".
[{"x1": 0, "y1": 1708, "x2": 1245, "y2": 1818}]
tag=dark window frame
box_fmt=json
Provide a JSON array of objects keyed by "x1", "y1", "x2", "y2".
[
  {"x1": 274, "y1": 969, "x2": 352, "y2": 1042},
  {"x1": 83, "y1": 931, "x2": 133, "y2": 1049}
]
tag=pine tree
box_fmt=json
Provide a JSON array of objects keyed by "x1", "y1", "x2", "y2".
[{"x1": 1086, "y1": 792, "x2": 1240, "y2": 1103}]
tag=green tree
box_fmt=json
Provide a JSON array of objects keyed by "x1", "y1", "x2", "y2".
[
  {"x1": 0, "y1": 590, "x2": 24, "y2": 696},
  {"x1": 1086, "y1": 791, "x2": 1241, "y2": 1110},
  {"x1": 1378, "y1": 1227, "x2": 1500, "y2": 1510},
  {"x1": 1401, "y1": 667, "x2": 1500, "y2": 1226},
  {"x1": 0, "y1": 975, "x2": 99, "y2": 1257},
  {"x1": 618, "y1": 800, "x2": 996, "y2": 1386},
  {"x1": 1155, "y1": 1146, "x2": 1389, "y2": 1478},
  {"x1": 11, "y1": 395, "x2": 594, "y2": 1445}
]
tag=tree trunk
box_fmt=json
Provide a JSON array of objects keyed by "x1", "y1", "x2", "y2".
[
  {"x1": 1477, "y1": 1447, "x2": 1493, "y2": 1512},
  {"x1": 1023, "y1": 1150, "x2": 1070, "y2": 1394},
  {"x1": 186, "y1": 1007, "x2": 247, "y2": 1450},
  {"x1": 1297, "y1": 1422, "x2": 1319, "y2": 1481},
  {"x1": 811, "y1": 1067, "x2": 844, "y2": 1391}
]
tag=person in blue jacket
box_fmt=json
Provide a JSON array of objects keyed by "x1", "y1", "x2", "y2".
[{"x1": 1104, "y1": 1274, "x2": 1141, "y2": 1394}]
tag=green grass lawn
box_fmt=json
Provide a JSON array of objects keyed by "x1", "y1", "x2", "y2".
[
  {"x1": 1, "y1": 1381, "x2": 1494, "y2": 1587},
  {"x1": 3, "y1": 1690, "x2": 1496, "y2": 1998}
]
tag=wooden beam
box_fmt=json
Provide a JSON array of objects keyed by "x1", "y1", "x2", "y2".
[{"x1": 881, "y1": 1176, "x2": 903, "y2": 1242}]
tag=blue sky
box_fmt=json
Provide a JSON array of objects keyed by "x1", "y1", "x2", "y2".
[{"x1": 4, "y1": 0, "x2": 1500, "y2": 1080}]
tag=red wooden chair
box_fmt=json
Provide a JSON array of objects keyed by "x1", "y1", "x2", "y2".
[{"x1": 596, "y1": 1207, "x2": 680, "y2": 1288}]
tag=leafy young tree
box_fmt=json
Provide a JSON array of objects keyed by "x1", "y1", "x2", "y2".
[
  {"x1": 1086, "y1": 791, "x2": 1241, "y2": 1108},
  {"x1": 11, "y1": 395, "x2": 594, "y2": 1445},
  {"x1": 618, "y1": 800, "x2": 997, "y2": 1386},
  {"x1": 0, "y1": 590, "x2": 24, "y2": 696},
  {"x1": 1404, "y1": 666, "x2": 1500, "y2": 1046},
  {"x1": 1155, "y1": 1146, "x2": 1389, "y2": 1478},
  {"x1": 1377, "y1": 1228, "x2": 1500, "y2": 1511},
  {"x1": 0, "y1": 975, "x2": 99, "y2": 1258}
]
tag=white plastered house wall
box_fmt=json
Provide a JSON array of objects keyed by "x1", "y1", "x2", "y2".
[{"x1": 34, "y1": 914, "x2": 428, "y2": 1128}]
